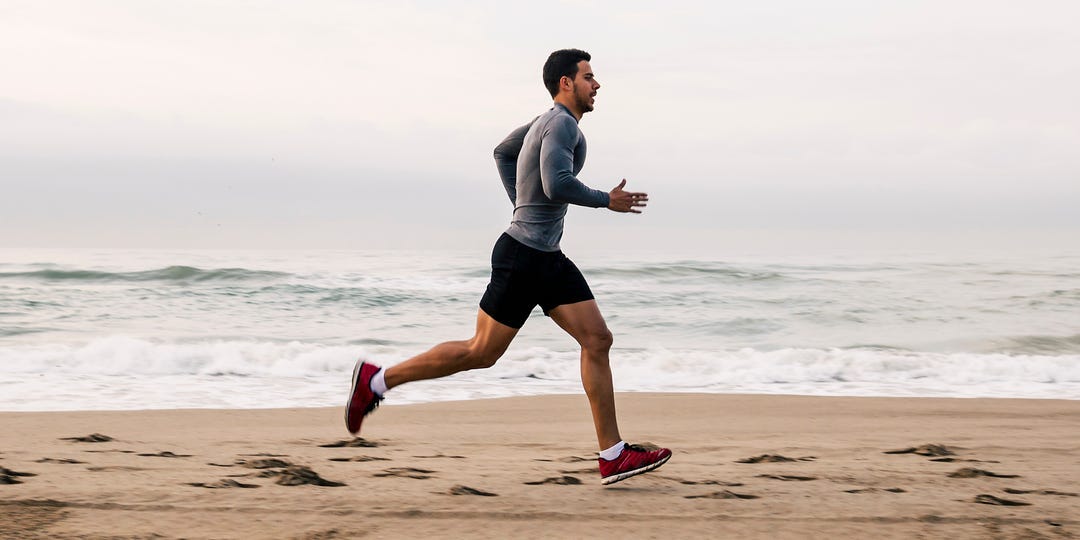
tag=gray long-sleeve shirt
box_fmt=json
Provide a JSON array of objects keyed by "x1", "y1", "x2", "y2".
[{"x1": 493, "y1": 103, "x2": 610, "y2": 252}]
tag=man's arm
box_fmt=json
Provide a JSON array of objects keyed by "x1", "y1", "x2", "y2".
[
  {"x1": 493, "y1": 121, "x2": 534, "y2": 205},
  {"x1": 539, "y1": 116, "x2": 610, "y2": 208}
]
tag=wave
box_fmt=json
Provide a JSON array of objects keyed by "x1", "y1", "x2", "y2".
[
  {"x1": 994, "y1": 333, "x2": 1080, "y2": 355},
  {"x1": 587, "y1": 262, "x2": 784, "y2": 281},
  {"x1": 0, "y1": 266, "x2": 291, "y2": 283},
  {"x1": 2, "y1": 336, "x2": 1077, "y2": 388}
]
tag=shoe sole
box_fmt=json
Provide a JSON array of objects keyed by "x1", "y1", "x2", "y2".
[
  {"x1": 344, "y1": 360, "x2": 364, "y2": 435},
  {"x1": 600, "y1": 452, "x2": 672, "y2": 485}
]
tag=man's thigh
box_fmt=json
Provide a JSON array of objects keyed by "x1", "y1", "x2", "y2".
[{"x1": 547, "y1": 299, "x2": 610, "y2": 343}]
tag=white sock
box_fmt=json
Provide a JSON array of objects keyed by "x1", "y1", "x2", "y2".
[
  {"x1": 369, "y1": 368, "x2": 388, "y2": 396},
  {"x1": 599, "y1": 441, "x2": 626, "y2": 461}
]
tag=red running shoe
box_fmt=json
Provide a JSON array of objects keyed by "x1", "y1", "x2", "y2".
[
  {"x1": 599, "y1": 443, "x2": 672, "y2": 485},
  {"x1": 345, "y1": 360, "x2": 384, "y2": 435}
]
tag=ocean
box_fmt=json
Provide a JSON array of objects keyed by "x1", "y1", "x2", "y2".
[{"x1": 2, "y1": 243, "x2": 1078, "y2": 411}]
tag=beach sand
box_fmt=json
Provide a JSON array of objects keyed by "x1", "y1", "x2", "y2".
[{"x1": 1, "y1": 393, "x2": 1078, "y2": 539}]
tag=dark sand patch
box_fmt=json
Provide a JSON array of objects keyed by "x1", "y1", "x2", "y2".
[
  {"x1": 207, "y1": 457, "x2": 294, "y2": 469},
  {"x1": 928, "y1": 457, "x2": 999, "y2": 463},
  {"x1": 137, "y1": 451, "x2": 192, "y2": 458},
  {"x1": 0, "y1": 499, "x2": 69, "y2": 536},
  {"x1": 82, "y1": 449, "x2": 136, "y2": 454},
  {"x1": 1004, "y1": 488, "x2": 1078, "y2": 497},
  {"x1": 328, "y1": 455, "x2": 391, "y2": 463},
  {"x1": 1, "y1": 466, "x2": 37, "y2": 484},
  {"x1": 34, "y1": 458, "x2": 85, "y2": 464},
  {"x1": 413, "y1": 453, "x2": 466, "y2": 459},
  {"x1": 446, "y1": 485, "x2": 498, "y2": 496},
  {"x1": 973, "y1": 494, "x2": 1031, "y2": 506},
  {"x1": 265, "y1": 466, "x2": 345, "y2": 487},
  {"x1": 319, "y1": 438, "x2": 379, "y2": 448},
  {"x1": 676, "y1": 478, "x2": 744, "y2": 487},
  {"x1": 524, "y1": 476, "x2": 582, "y2": 485},
  {"x1": 187, "y1": 479, "x2": 260, "y2": 489},
  {"x1": 535, "y1": 455, "x2": 594, "y2": 463},
  {"x1": 60, "y1": 433, "x2": 114, "y2": 443},
  {"x1": 373, "y1": 467, "x2": 435, "y2": 480},
  {"x1": 239, "y1": 458, "x2": 294, "y2": 469},
  {"x1": 736, "y1": 454, "x2": 815, "y2": 464},
  {"x1": 845, "y1": 487, "x2": 907, "y2": 494},
  {"x1": 685, "y1": 490, "x2": 759, "y2": 500},
  {"x1": 86, "y1": 466, "x2": 147, "y2": 472},
  {"x1": 948, "y1": 468, "x2": 1020, "y2": 479},
  {"x1": 756, "y1": 474, "x2": 817, "y2": 481},
  {"x1": 559, "y1": 467, "x2": 600, "y2": 475},
  {"x1": 884, "y1": 444, "x2": 955, "y2": 457}
]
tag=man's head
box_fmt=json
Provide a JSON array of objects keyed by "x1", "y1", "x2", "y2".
[{"x1": 543, "y1": 48, "x2": 600, "y2": 117}]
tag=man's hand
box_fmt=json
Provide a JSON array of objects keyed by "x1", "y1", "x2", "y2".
[{"x1": 607, "y1": 179, "x2": 648, "y2": 213}]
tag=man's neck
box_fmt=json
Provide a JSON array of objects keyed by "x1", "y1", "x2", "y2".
[{"x1": 553, "y1": 97, "x2": 583, "y2": 121}]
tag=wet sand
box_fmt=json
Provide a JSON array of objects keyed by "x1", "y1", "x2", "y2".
[{"x1": 2, "y1": 393, "x2": 1078, "y2": 539}]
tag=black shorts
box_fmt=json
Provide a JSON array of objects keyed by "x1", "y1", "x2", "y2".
[{"x1": 479, "y1": 233, "x2": 595, "y2": 329}]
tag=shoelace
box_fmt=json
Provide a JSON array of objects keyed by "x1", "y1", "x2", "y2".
[{"x1": 364, "y1": 394, "x2": 384, "y2": 416}]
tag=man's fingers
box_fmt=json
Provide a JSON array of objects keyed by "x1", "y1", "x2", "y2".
[{"x1": 615, "y1": 178, "x2": 627, "y2": 190}]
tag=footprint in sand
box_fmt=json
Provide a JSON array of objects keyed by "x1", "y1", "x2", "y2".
[
  {"x1": 373, "y1": 467, "x2": 435, "y2": 480},
  {"x1": 524, "y1": 476, "x2": 582, "y2": 486},
  {"x1": 1004, "y1": 488, "x2": 1078, "y2": 497},
  {"x1": 60, "y1": 433, "x2": 114, "y2": 443},
  {"x1": 736, "y1": 454, "x2": 815, "y2": 464},
  {"x1": 34, "y1": 458, "x2": 85, "y2": 465},
  {"x1": 948, "y1": 468, "x2": 1020, "y2": 479},
  {"x1": 413, "y1": 453, "x2": 466, "y2": 459},
  {"x1": 328, "y1": 456, "x2": 391, "y2": 463},
  {"x1": 187, "y1": 479, "x2": 260, "y2": 489},
  {"x1": 0, "y1": 466, "x2": 37, "y2": 484},
  {"x1": 685, "y1": 490, "x2": 759, "y2": 500},
  {"x1": 884, "y1": 443, "x2": 955, "y2": 457},
  {"x1": 319, "y1": 438, "x2": 380, "y2": 448},
  {"x1": 137, "y1": 451, "x2": 192, "y2": 458},
  {"x1": 86, "y1": 466, "x2": 147, "y2": 472},
  {"x1": 756, "y1": 474, "x2": 817, "y2": 482},
  {"x1": 445, "y1": 485, "x2": 498, "y2": 497},
  {"x1": 973, "y1": 494, "x2": 1031, "y2": 506}
]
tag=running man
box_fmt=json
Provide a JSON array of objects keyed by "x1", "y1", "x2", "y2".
[{"x1": 346, "y1": 49, "x2": 671, "y2": 485}]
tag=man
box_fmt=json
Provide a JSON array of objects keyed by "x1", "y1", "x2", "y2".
[{"x1": 346, "y1": 49, "x2": 671, "y2": 486}]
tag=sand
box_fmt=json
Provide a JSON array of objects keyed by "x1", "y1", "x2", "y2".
[{"x1": 1, "y1": 393, "x2": 1078, "y2": 539}]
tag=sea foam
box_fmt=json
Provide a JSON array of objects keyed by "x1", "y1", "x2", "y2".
[{"x1": 2, "y1": 337, "x2": 1077, "y2": 411}]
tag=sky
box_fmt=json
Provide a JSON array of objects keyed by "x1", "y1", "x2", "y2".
[{"x1": 2, "y1": 0, "x2": 1078, "y2": 252}]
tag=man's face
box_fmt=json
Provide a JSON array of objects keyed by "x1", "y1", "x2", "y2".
[{"x1": 570, "y1": 60, "x2": 600, "y2": 113}]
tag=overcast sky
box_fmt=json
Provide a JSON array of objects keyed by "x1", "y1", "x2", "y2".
[{"x1": 2, "y1": 1, "x2": 1078, "y2": 252}]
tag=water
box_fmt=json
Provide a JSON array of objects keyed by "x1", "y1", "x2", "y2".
[{"x1": 1, "y1": 245, "x2": 1078, "y2": 411}]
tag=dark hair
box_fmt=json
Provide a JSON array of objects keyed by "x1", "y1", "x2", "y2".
[{"x1": 543, "y1": 49, "x2": 591, "y2": 98}]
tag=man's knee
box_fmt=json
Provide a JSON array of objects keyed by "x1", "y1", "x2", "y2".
[
  {"x1": 463, "y1": 343, "x2": 503, "y2": 370},
  {"x1": 581, "y1": 327, "x2": 613, "y2": 354}
]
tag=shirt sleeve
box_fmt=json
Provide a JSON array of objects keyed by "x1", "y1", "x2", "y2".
[
  {"x1": 493, "y1": 121, "x2": 534, "y2": 205},
  {"x1": 539, "y1": 115, "x2": 610, "y2": 208}
]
